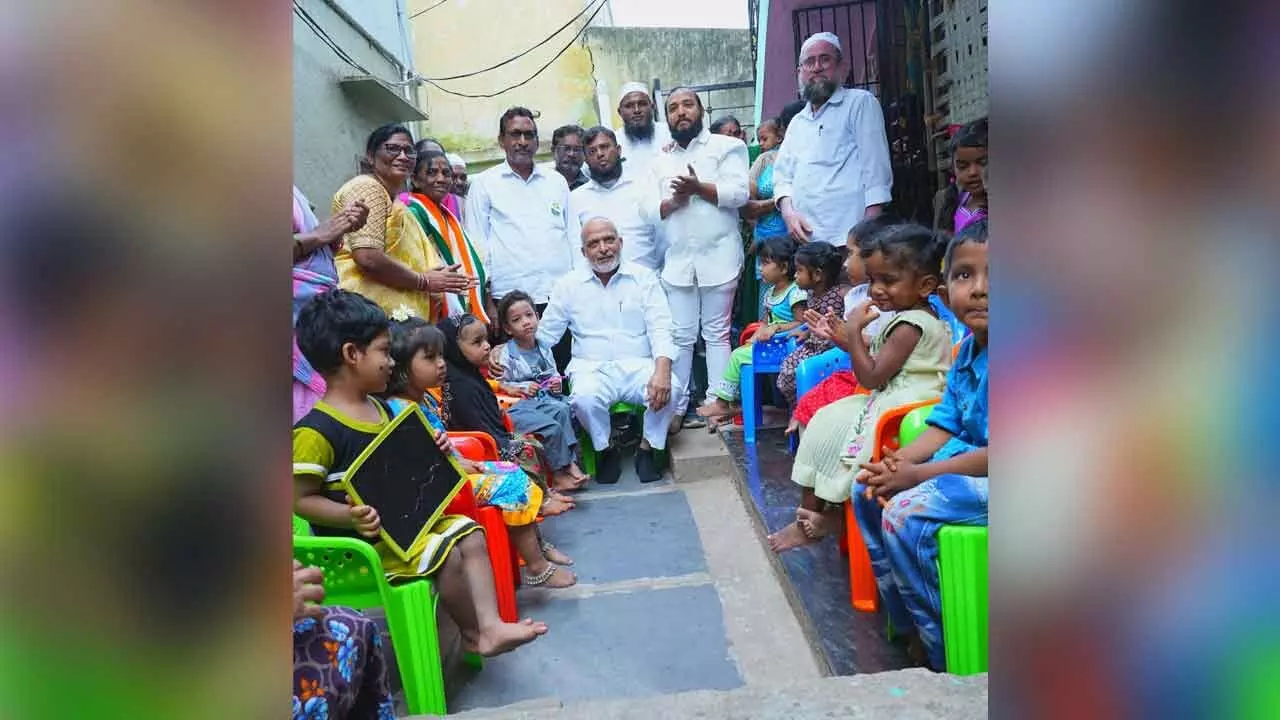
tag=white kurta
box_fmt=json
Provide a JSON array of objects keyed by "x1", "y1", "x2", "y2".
[
  {"x1": 772, "y1": 86, "x2": 894, "y2": 246},
  {"x1": 537, "y1": 263, "x2": 680, "y2": 450}
]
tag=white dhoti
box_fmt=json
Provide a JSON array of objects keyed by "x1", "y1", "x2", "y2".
[{"x1": 568, "y1": 358, "x2": 681, "y2": 452}]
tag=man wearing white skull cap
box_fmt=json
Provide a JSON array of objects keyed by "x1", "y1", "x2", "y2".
[
  {"x1": 773, "y1": 31, "x2": 893, "y2": 246},
  {"x1": 614, "y1": 82, "x2": 671, "y2": 181}
]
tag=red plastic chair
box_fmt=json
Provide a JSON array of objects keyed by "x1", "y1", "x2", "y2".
[
  {"x1": 844, "y1": 397, "x2": 942, "y2": 612},
  {"x1": 444, "y1": 431, "x2": 519, "y2": 623}
]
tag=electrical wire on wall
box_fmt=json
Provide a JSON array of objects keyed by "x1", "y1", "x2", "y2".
[
  {"x1": 408, "y1": 0, "x2": 448, "y2": 20},
  {"x1": 420, "y1": 0, "x2": 608, "y2": 98},
  {"x1": 419, "y1": 0, "x2": 605, "y2": 81}
]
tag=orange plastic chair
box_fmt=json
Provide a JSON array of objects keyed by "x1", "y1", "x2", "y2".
[
  {"x1": 844, "y1": 397, "x2": 942, "y2": 612},
  {"x1": 444, "y1": 431, "x2": 519, "y2": 623}
]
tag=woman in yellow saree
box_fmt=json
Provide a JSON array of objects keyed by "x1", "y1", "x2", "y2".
[
  {"x1": 400, "y1": 148, "x2": 492, "y2": 324},
  {"x1": 332, "y1": 123, "x2": 476, "y2": 319}
]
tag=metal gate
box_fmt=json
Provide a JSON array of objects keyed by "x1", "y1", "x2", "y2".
[
  {"x1": 792, "y1": 0, "x2": 935, "y2": 224},
  {"x1": 654, "y1": 79, "x2": 758, "y2": 139}
]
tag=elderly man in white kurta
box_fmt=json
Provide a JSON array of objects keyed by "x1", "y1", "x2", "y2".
[
  {"x1": 537, "y1": 217, "x2": 678, "y2": 485},
  {"x1": 773, "y1": 32, "x2": 894, "y2": 246},
  {"x1": 645, "y1": 87, "x2": 750, "y2": 421}
]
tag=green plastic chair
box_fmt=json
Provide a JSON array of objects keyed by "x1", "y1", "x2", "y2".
[
  {"x1": 292, "y1": 518, "x2": 481, "y2": 715},
  {"x1": 895, "y1": 406, "x2": 989, "y2": 673},
  {"x1": 577, "y1": 401, "x2": 667, "y2": 476},
  {"x1": 898, "y1": 404, "x2": 934, "y2": 448},
  {"x1": 938, "y1": 524, "x2": 988, "y2": 674}
]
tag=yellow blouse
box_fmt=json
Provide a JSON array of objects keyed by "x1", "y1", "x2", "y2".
[{"x1": 332, "y1": 175, "x2": 444, "y2": 321}]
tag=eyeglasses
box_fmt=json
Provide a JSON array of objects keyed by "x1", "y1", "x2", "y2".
[
  {"x1": 381, "y1": 143, "x2": 417, "y2": 158},
  {"x1": 799, "y1": 54, "x2": 838, "y2": 71}
]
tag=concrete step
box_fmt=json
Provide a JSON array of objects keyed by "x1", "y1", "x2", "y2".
[{"x1": 422, "y1": 670, "x2": 988, "y2": 719}]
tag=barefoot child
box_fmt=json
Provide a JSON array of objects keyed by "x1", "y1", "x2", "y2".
[
  {"x1": 438, "y1": 314, "x2": 582, "y2": 501},
  {"x1": 853, "y1": 219, "x2": 988, "y2": 670},
  {"x1": 493, "y1": 291, "x2": 590, "y2": 489},
  {"x1": 292, "y1": 289, "x2": 548, "y2": 654},
  {"x1": 697, "y1": 238, "x2": 806, "y2": 425},
  {"x1": 769, "y1": 224, "x2": 953, "y2": 552},
  {"x1": 381, "y1": 315, "x2": 576, "y2": 587},
  {"x1": 773, "y1": 242, "x2": 852, "y2": 406},
  {"x1": 786, "y1": 215, "x2": 899, "y2": 439}
]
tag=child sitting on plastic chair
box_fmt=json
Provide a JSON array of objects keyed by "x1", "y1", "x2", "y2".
[
  {"x1": 492, "y1": 290, "x2": 591, "y2": 490},
  {"x1": 786, "y1": 216, "x2": 900, "y2": 440},
  {"x1": 852, "y1": 219, "x2": 988, "y2": 670},
  {"x1": 292, "y1": 289, "x2": 547, "y2": 655},
  {"x1": 769, "y1": 224, "x2": 953, "y2": 553},
  {"x1": 381, "y1": 315, "x2": 576, "y2": 588},
  {"x1": 697, "y1": 237, "x2": 807, "y2": 429}
]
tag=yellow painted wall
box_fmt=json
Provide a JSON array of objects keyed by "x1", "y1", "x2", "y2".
[{"x1": 407, "y1": 0, "x2": 605, "y2": 158}]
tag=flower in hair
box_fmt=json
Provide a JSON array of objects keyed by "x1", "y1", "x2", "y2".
[{"x1": 390, "y1": 305, "x2": 415, "y2": 322}]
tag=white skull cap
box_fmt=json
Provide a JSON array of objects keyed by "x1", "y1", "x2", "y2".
[
  {"x1": 618, "y1": 82, "x2": 649, "y2": 102},
  {"x1": 799, "y1": 31, "x2": 843, "y2": 60},
  {"x1": 445, "y1": 153, "x2": 466, "y2": 169}
]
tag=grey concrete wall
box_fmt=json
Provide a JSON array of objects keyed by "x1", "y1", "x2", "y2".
[
  {"x1": 584, "y1": 27, "x2": 756, "y2": 136},
  {"x1": 293, "y1": 0, "x2": 417, "y2": 211}
]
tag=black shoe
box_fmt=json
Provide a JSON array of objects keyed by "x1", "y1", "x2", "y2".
[
  {"x1": 635, "y1": 448, "x2": 664, "y2": 484},
  {"x1": 596, "y1": 448, "x2": 622, "y2": 485}
]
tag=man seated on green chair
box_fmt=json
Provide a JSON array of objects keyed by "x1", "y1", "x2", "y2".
[{"x1": 536, "y1": 217, "x2": 679, "y2": 483}]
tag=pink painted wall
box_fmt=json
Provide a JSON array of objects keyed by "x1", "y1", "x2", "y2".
[{"x1": 759, "y1": 0, "x2": 879, "y2": 122}]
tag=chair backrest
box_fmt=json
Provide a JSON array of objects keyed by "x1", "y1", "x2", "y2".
[
  {"x1": 795, "y1": 346, "x2": 850, "y2": 398},
  {"x1": 451, "y1": 435, "x2": 487, "y2": 462},
  {"x1": 871, "y1": 398, "x2": 941, "y2": 461},
  {"x1": 293, "y1": 514, "x2": 312, "y2": 537},
  {"x1": 293, "y1": 536, "x2": 387, "y2": 610},
  {"x1": 898, "y1": 405, "x2": 934, "y2": 448}
]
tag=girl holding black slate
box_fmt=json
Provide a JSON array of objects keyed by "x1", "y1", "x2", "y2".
[
  {"x1": 383, "y1": 316, "x2": 577, "y2": 587},
  {"x1": 293, "y1": 289, "x2": 550, "y2": 653}
]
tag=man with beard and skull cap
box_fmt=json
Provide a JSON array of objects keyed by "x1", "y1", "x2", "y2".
[
  {"x1": 645, "y1": 87, "x2": 750, "y2": 428},
  {"x1": 536, "y1": 217, "x2": 679, "y2": 484},
  {"x1": 773, "y1": 32, "x2": 893, "y2": 246},
  {"x1": 566, "y1": 126, "x2": 663, "y2": 271},
  {"x1": 614, "y1": 82, "x2": 671, "y2": 181}
]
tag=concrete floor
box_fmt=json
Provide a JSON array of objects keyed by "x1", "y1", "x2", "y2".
[
  {"x1": 441, "y1": 436, "x2": 821, "y2": 714},
  {"x1": 388, "y1": 423, "x2": 985, "y2": 718}
]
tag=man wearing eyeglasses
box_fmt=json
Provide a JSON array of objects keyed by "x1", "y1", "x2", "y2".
[
  {"x1": 466, "y1": 107, "x2": 577, "y2": 369},
  {"x1": 773, "y1": 31, "x2": 893, "y2": 246},
  {"x1": 544, "y1": 124, "x2": 590, "y2": 191}
]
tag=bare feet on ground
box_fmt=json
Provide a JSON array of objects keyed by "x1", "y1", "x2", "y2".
[
  {"x1": 551, "y1": 469, "x2": 587, "y2": 492},
  {"x1": 796, "y1": 506, "x2": 843, "y2": 539},
  {"x1": 567, "y1": 462, "x2": 590, "y2": 483},
  {"x1": 540, "y1": 496, "x2": 574, "y2": 516},
  {"x1": 465, "y1": 618, "x2": 549, "y2": 657},
  {"x1": 767, "y1": 521, "x2": 817, "y2": 553}
]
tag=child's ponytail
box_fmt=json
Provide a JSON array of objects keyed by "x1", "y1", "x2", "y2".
[{"x1": 795, "y1": 242, "x2": 846, "y2": 292}]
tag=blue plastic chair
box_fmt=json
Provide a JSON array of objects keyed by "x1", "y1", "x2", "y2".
[
  {"x1": 789, "y1": 346, "x2": 850, "y2": 452},
  {"x1": 741, "y1": 331, "x2": 799, "y2": 444}
]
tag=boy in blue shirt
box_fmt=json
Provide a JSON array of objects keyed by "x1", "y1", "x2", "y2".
[{"x1": 853, "y1": 219, "x2": 988, "y2": 671}]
